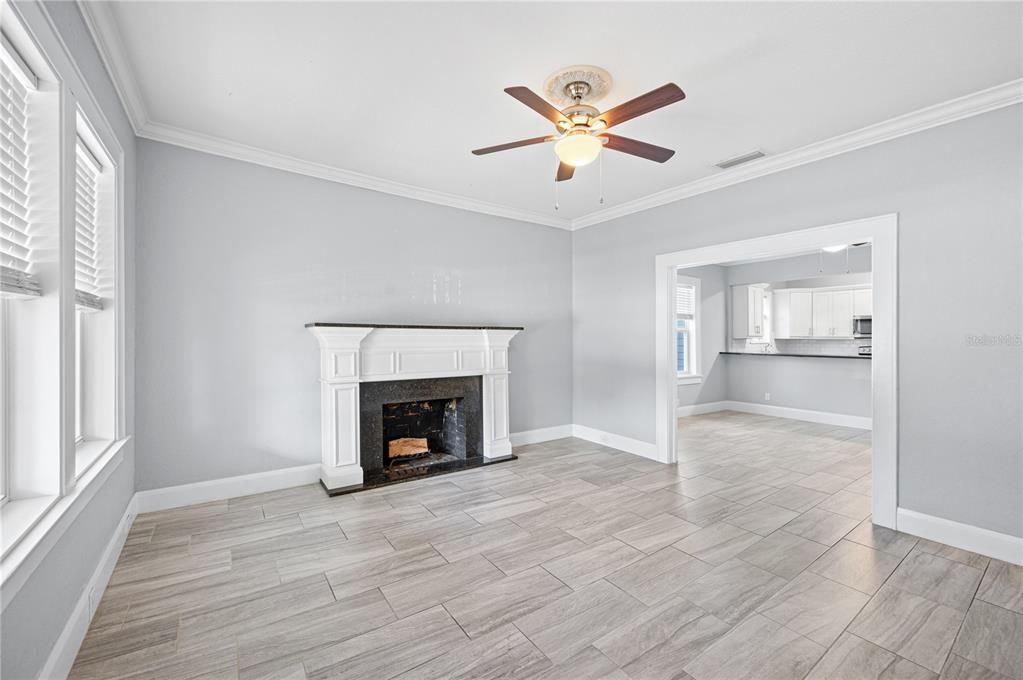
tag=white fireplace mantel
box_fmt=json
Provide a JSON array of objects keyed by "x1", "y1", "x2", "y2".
[{"x1": 306, "y1": 323, "x2": 522, "y2": 492}]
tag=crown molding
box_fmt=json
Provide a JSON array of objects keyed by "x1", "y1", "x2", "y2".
[
  {"x1": 77, "y1": 0, "x2": 572, "y2": 229},
  {"x1": 139, "y1": 120, "x2": 574, "y2": 230},
  {"x1": 76, "y1": 0, "x2": 148, "y2": 134},
  {"x1": 77, "y1": 7, "x2": 1020, "y2": 233},
  {"x1": 570, "y1": 78, "x2": 1023, "y2": 230}
]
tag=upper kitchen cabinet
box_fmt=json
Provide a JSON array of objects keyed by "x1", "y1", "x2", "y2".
[
  {"x1": 812, "y1": 289, "x2": 855, "y2": 337},
  {"x1": 853, "y1": 288, "x2": 872, "y2": 316},
  {"x1": 773, "y1": 290, "x2": 813, "y2": 338},
  {"x1": 732, "y1": 285, "x2": 766, "y2": 339},
  {"x1": 775, "y1": 285, "x2": 870, "y2": 339}
]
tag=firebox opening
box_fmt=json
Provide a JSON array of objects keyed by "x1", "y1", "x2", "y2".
[{"x1": 382, "y1": 397, "x2": 466, "y2": 470}]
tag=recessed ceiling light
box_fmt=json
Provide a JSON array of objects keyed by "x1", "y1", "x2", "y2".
[{"x1": 822, "y1": 244, "x2": 848, "y2": 253}]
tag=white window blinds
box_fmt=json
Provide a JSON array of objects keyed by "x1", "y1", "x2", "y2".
[
  {"x1": 676, "y1": 283, "x2": 695, "y2": 319},
  {"x1": 75, "y1": 140, "x2": 103, "y2": 308},
  {"x1": 1, "y1": 53, "x2": 39, "y2": 296}
]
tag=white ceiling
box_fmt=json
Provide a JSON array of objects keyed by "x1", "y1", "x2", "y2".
[{"x1": 89, "y1": 2, "x2": 1022, "y2": 226}]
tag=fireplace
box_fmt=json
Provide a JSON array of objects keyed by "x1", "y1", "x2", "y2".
[
  {"x1": 306, "y1": 324, "x2": 520, "y2": 493},
  {"x1": 359, "y1": 376, "x2": 483, "y2": 484}
]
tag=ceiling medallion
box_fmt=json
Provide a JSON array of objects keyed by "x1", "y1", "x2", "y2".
[{"x1": 543, "y1": 65, "x2": 613, "y2": 107}]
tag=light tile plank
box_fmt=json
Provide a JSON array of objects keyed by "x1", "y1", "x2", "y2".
[
  {"x1": 443, "y1": 566, "x2": 571, "y2": 638},
  {"x1": 379, "y1": 553, "x2": 504, "y2": 618},
  {"x1": 683, "y1": 613, "x2": 826, "y2": 680},
  {"x1": 302, "y1": 605, "x2": 467, "y2": 680}
]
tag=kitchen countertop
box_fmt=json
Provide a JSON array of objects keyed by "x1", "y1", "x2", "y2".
[{"x1": 720, "y1": 351, "x2": 871, "y2": 360}]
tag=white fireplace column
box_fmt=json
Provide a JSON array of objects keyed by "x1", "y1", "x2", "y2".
[{"x1": 307, "y1": 324, "x2": 521, "y2": 493}]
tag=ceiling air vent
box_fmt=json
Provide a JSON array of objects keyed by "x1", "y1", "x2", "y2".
[{"x1": 715, "y1": 149, "x2": 766, "y2": 170}]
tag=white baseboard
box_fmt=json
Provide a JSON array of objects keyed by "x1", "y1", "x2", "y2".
[
  {"x1": 677, "y1": 400, "x2": 872, "y2": 430},
  {"x1": 676, "y1": 401, "x2": 729, "y2": 417},
  {"x1": 39, "y1": 495, "x2": 137, "y2": 680},
  {"x1": 513, "y1": 423, "x2": 661, "y2": 462},
  {"x1": 571, "y1": 424, "x2": 661, "y2": 462},
  {"x1": 898, "y1": 508, "x2": 1023, "y2": 566},
  {"x1": 510, "y1": 425, "x2": 574, "y2": 447},
  {"x1": 134, "y1": 464, "x2": 321, "y2": 514}
]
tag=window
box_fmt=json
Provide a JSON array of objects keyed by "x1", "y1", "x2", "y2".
[
  {"x1": 676, "y1": 275, "x2": 701, "y2": 384},
  {"x1": 0, "y1": 3, "x2": 125, "y2": 561},
  {"x1": 677, "y1": 317, "x2": 691, "y2": 372},
  {"x1": 75, "y1": 138, "x2": 102, "y2": 446},
  {"x1": 73, "y1": 125, "x2": 116, "y2": 477},
  {"x1": 1, "y1": 32, "x2": 43, "y2": 508}
]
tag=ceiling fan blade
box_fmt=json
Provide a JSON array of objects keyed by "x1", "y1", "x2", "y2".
[
  {"x1": 601, "y1": 134, "x2": 675, "y2": 162},
  {"x1": 504, "y1": 86, "x2": 569, "y2": 126},
  {"x1": 472, "y1": 135, "x2": 554, "y2": 155},
  {"x1": 556, "y1": 161, "x2": 575, "y2": 182},
  {"x1": 599, "y1": 83, "x2": 686, "y2": 129}
]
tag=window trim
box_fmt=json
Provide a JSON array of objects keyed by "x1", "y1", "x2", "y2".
[
  {"x1": 75, "y1": 308, "x2": 83, "y2": 444},
  {"x1": 676, "y1": 274, "x2": 703, "y2": 385}
]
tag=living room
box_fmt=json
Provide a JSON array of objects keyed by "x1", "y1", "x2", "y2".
[{"x1": 1, "y1": 2, "x2": 1021, "y2": 679}]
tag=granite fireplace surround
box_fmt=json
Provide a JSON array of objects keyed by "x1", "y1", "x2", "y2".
[{"x1": 360, "y1": 376, "x2": 483, "y2": 483}]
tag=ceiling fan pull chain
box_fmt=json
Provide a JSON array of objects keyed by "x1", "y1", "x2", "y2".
[
  {"x1": 554, "y1": 172, "x2": 560, "y2": 211},
  {"x1": 599, "y1": 152, "x2": 605, "y2": 206}
]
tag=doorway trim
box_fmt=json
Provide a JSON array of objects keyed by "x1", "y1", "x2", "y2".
[{"x1": 654, "y1": 214, "x2": 898, "y2": 528}]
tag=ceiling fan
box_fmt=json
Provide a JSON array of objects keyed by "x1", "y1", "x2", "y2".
[{"x1": 472, "y1": 66, "x2": 685, "y2": 182}]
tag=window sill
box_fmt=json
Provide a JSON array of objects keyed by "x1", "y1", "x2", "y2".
[
  {"x1": 0, "y1": 495, "x2": 60, "y2": 558},
  {"x1": 677, "y1": 374, "x2": 704, "y2": 386},
  {"x1": 1, "y1": 436, "x2": 130, "y2": 602},
  {"x1": 76, "y1": 438, "x2": 114, "y2": 480}
]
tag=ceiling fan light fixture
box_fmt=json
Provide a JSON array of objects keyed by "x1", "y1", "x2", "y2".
[{"x1": 555, "y1": 133, "x2": 602, "y2": 167}]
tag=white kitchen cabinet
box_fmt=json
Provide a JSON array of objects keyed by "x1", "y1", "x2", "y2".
[
  {"x1": 732, "y1": 285, "x2": 766, "y2": 339},
  {"x1": 812, "y1": 291, "x2": 831, "y2": 338},
  {"x1": 812, "y1": 290, "x2": 854, "y2": 337},
  {"x1": 853, "y1": 288, "x2": 872, "y2": 316},
  {"x1": 832, "y1": 290, "x2": 853, "y2": 337},
  {"x1": 773, "y1": 289, "x2": 813, "y2": 338},
  {"x1": 773, "y1": 290, "x2": 790, "y2": 338},
  {"x1": 790, "y1": 291, "x2": 813, "y2": 338}
]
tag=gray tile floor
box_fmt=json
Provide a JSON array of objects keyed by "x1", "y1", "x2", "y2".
[{"x1": 70, "y1": 411, "x2": 1023, "y2": 680}]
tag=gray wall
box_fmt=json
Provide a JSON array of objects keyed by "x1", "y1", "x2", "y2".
[
  {"x1": 573, "y1": 105, "x2": 1022, "y2": 538},
  {"x1": 676, "y1": 265, "x2": 728, "y2": 407},
  {"x1": 724, "y1": 355, "x2": 871, "y2": 417},
  {"x1": 135, "y1": 140, "x2": 573, "y2": 490},
  {"x1": 2, "y1": 3, "x2": 137, "y2": 679}
]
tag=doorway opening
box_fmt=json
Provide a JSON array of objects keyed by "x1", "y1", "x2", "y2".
[{"x1": 654, "y1": 214, "x2": 897, "y2": 528}]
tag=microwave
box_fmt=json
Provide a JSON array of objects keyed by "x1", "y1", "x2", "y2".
[{"x1": 853, "y1": 316, "x2": 872, "y2": 338}]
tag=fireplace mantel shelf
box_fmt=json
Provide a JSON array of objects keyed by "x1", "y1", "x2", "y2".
[{"x1": 305, "y1": 322, "x2": 524, "y2": 331}]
